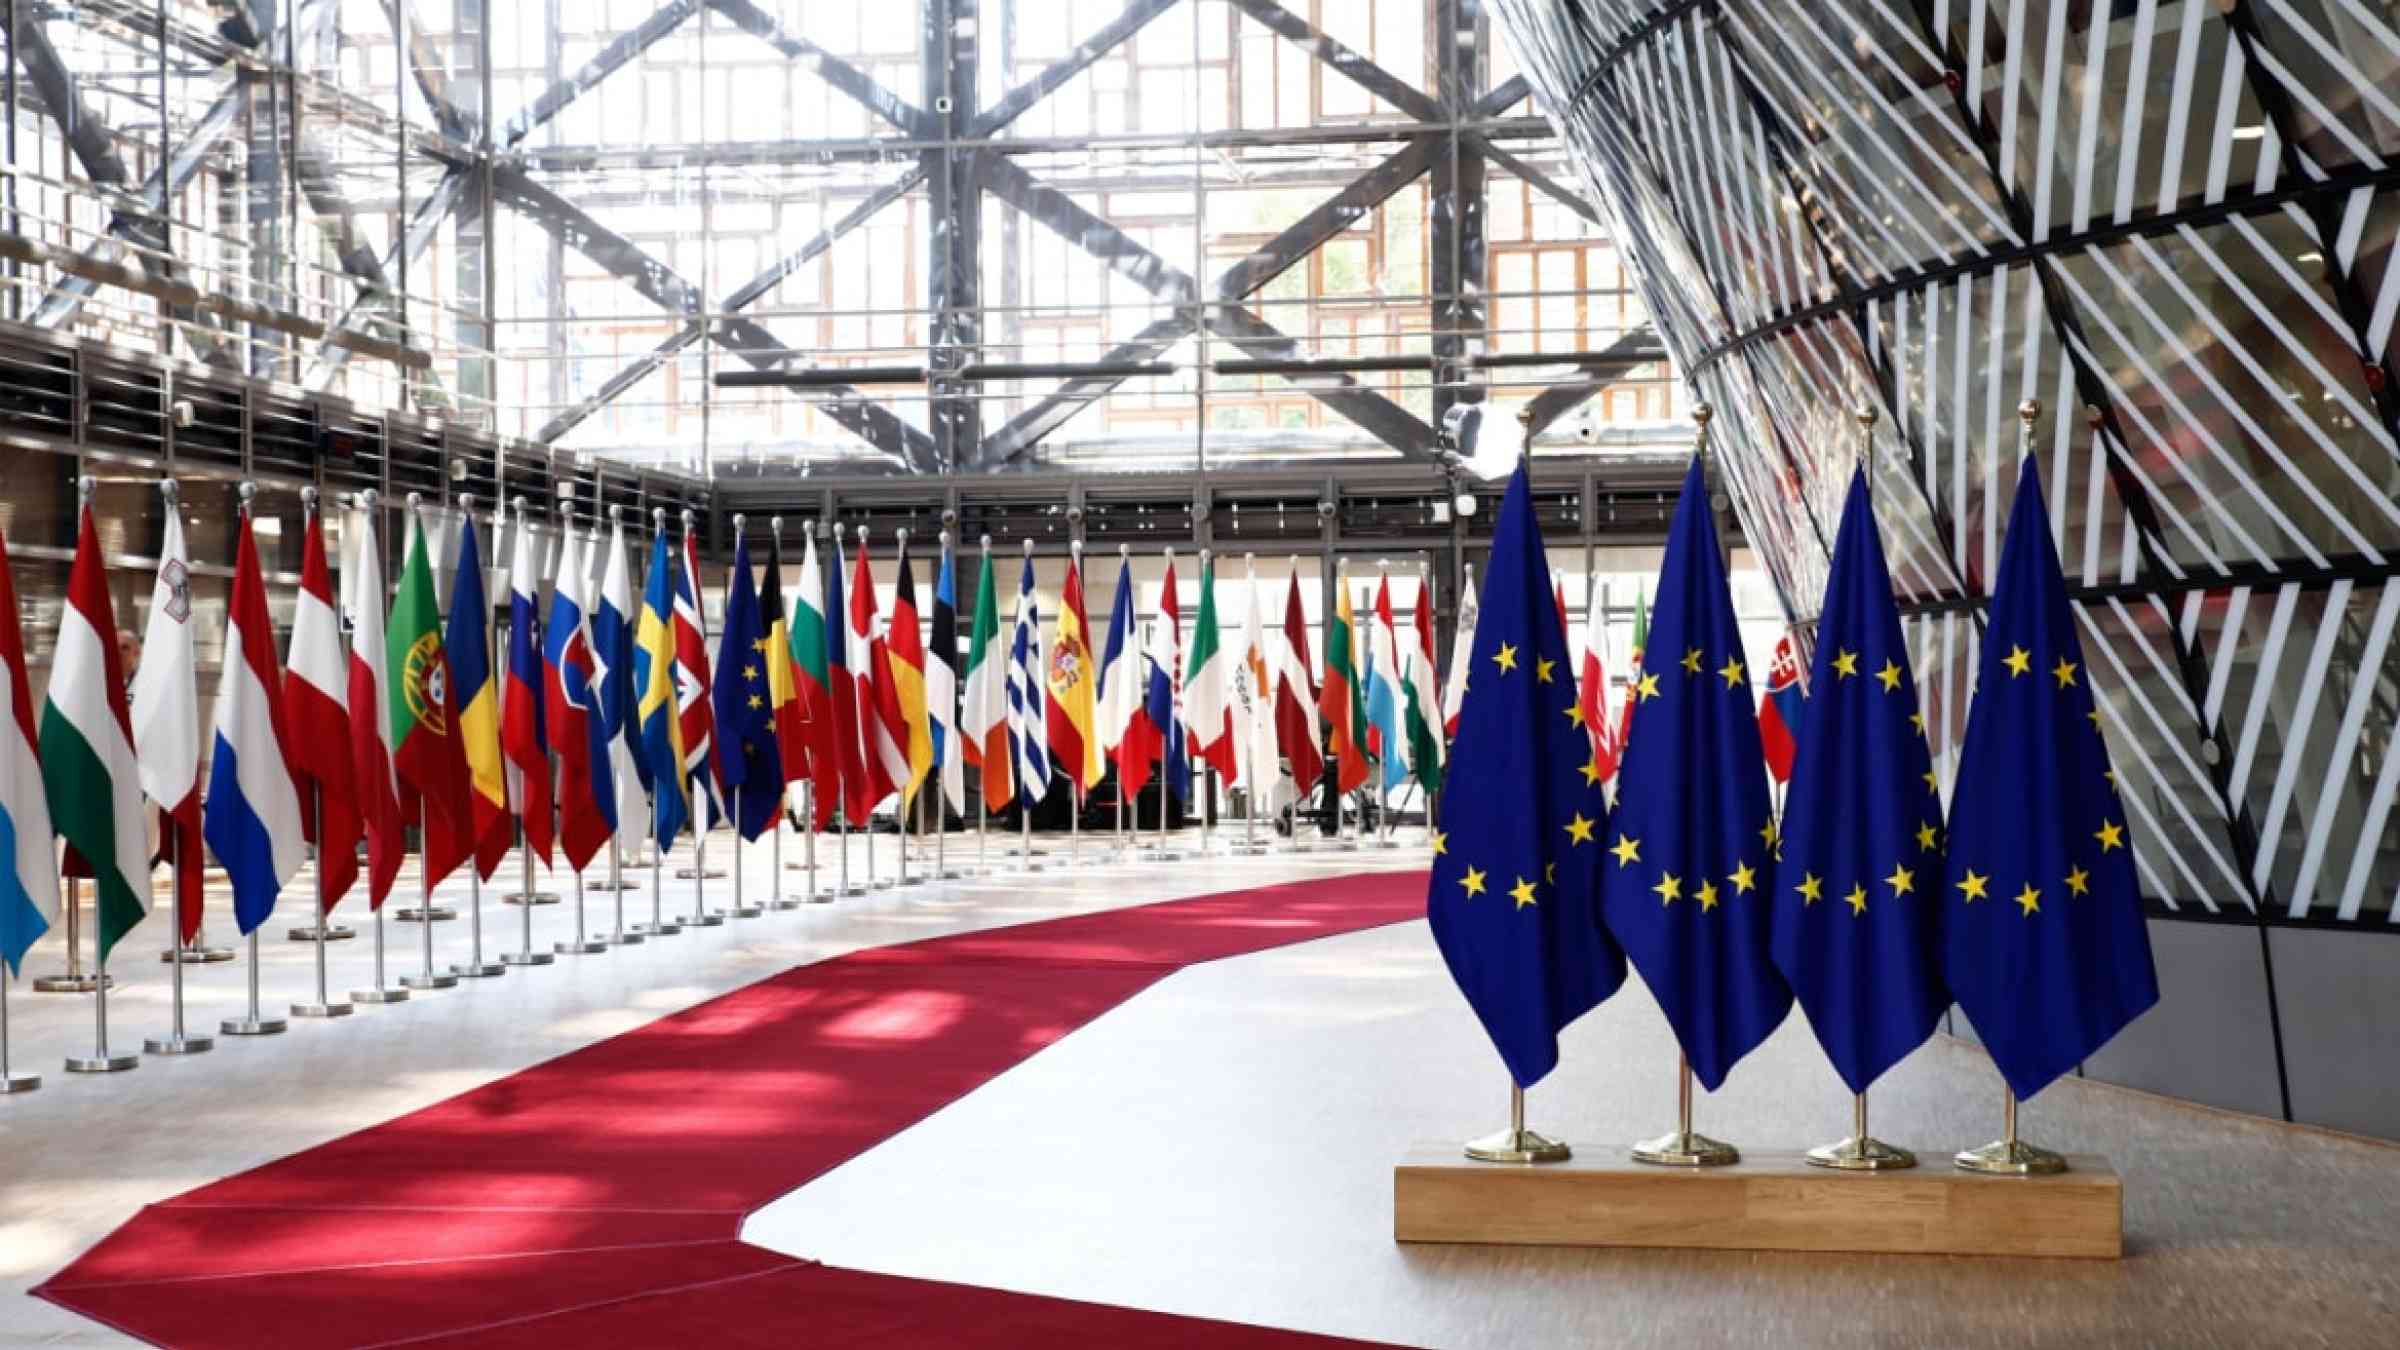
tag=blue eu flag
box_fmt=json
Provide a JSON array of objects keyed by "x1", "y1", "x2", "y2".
[
  {"x1": 1599, "y1": 456, "x2": 1790, "y2": 1091},
  {"x1": 712, "y1": 529, "x2": 783, "y2": 842},
  {"x1": 1944, "y1": 457, "x2": 2158, "y2": 1101},
  {"x1": 1770, "y1": 471, "x2": 1948, "y2": 1095},
  {"x1": 1427, "y1": 465, "x2": 1626, "y2": 1089}
]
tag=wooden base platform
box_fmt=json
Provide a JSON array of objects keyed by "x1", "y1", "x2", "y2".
[{"x1": 1394, "y1": 1143, "x2": 2121, "y2": 1258}]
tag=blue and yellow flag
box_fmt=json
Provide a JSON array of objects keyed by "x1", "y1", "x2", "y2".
[
  {"x1": 1427, "y1": 466, "x2": 1625, "y2": 1089},
  {"x1": 1599, "y1": 456, "x2": 1790, "y2": 1091},
  {"x1": 634, "y1": 530, "x2": 688, "y2": 848},
  {"x1": 1770, "y1": 472, "x2": 1947, "y2": 1094},
  {"x1": 445, "y1": 513, "x2": 510, "y2": 880},
  {"x1": 1944, "y1": 456, "x2": 2158, "y2": 1101}
]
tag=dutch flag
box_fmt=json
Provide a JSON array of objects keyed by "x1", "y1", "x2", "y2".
[{"x1": 204, "y1": 509, "x2": 305, "y2": 935}]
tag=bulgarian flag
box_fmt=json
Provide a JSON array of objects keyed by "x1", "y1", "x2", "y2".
[
  {"x1": 41, "y1": 501, "x2": 151, "y2": 960},
  {"x1": 789, "y1": 528, "x2": 843, "y2": 828},
  {"x1": 1320, "y1": 572, "x2": 1369, "y2": 795},
  {"x1": 960, "y1": 544, "x2": 1011, "y2": 809},
  {"x1": 388, "y1": 507, "x2": 471, "y2": 887}
]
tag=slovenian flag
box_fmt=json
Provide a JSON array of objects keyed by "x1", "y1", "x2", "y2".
[{"x1": 204, "y1": 506, "x2": 305, "y2": 935}]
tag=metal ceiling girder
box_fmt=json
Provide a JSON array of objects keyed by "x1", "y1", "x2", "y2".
[
  {"x1": 705, "y1": 0, "x2": 932, "y2": 136},
  {"x1": 975, "y1": 314, "x2": 1198, "y2": 466},
  {"x1": 1222, "y1": 0, "x2": 1447, "y2": 123},
  {"x1": 383, "y1": 0, "x2": 479, "y2": 140},
  {"x1": 302, "y1": 170, "x2": 474, "y2": 387},
  {"x1": 971, "y1": 151, "x2": 1201, "y2": 304},
  {"x1": 1207, "y1": 304, "x2": 1439, "y2": 454},
  {"x1": 488, "y1": 165, "x2": 934, "y2": 471},
  {"x1": 1474, "y1": 135, "x2": 1601, "y2": 225},
  {"x1": 500, "y1": 0, "x2": 701, "y2": 147},
  {"x1": 972, "y1": 0, "x2": 1185, "y2": 137},
  {"x1": 538, "y1": 167, "x2": 928, "y2": 445},
  {"x1": 1515, "y1": 328, "x2": 1667, "y2": 436}
]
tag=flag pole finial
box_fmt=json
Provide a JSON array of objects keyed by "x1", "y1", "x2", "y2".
[
  {"x1": 858, "y1": 523, "x2": 870, "y2": 545},
  {"x1": 2017, "y1": 399, "x2": 2041, "y2": 463},
  {"x1": 510, "y1": 494, "x2": 526, "y2": 516},
  {"x1": 1856, "y1": 403, "x2": 1877, "y2": 490},
  {"x1": 651, "y1": 506, "x2": 666, "y2": 530},
  {"x1": 610, "y1": 503, "x2": 624, "y2": 524},
  {"x1": 300, "y1": 483, "x2": 317, "y2": 510},
  {"x1": 938, "y1": 529, "x2": 950, "y2": 548},
  {"x1": 979, "y1": 532, "x2": 990, "y2": 552},
  {"x1": 457, "y1": 492, "x2": 474, "y2": 514},
  {"x1": 1022, "y1": 537, "x2": 1033, "y2": 558},
  {"x1": 359, "y1": 487, "x2": 378, "y2": 510},
  {"x1": 160, "y1": 476, "x2": 180, "y2": 504},
  {"x1": 1118, "y1": 542, "x2": 1130, "y2": 559},
  {"x1": 732, "y1": 513, "x2": 746, "y2": 534},
  {"x1": 770, "y1": 516, "x2": 783, "y2": 541},
  {"x1": 237, "y1": 480, "x2": 255, "y2": 513},
  {"x1": 407, "y1": 491, "x2": 424, "y2": 513},
  {"x1": 78, "y1": 473, "x2": 95, "y2": 501}
]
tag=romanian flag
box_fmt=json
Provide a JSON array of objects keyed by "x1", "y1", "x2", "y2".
[
  {"x1": 887, "y1": 540, "x2": 934, "y2": 804},
  {"x1": 1321, "y1": 573, "x2": 1369, "y2": 794},
  {"x1": 1047, "y1": 551, "x2": 1103, "y2": 799},
  {"x1": 446, "y1": 510, "x2": 510, "y2": 880}
]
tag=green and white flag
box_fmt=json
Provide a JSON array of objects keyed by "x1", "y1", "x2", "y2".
[
  {"x1": 42, "y1": 502, "x2": 151, "y2": 960},
  {"x1": 1185, "y1": 553, "x2": 1235, "y2": 781}
]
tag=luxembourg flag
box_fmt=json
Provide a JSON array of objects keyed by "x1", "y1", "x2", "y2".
[
  {"x1": 0, "y1": 529, "x2": 57, "y2": 976},
  {"x1": 204, "y1": 509, "x2": 305, "y2": 935}
]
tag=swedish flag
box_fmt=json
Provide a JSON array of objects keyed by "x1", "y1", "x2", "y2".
[
  {"x1": 634, "y1": 531, "x2": 688, "y2": 849},
  {"x1": 1599, "y1": 456, "x2": 1790, "y2": 1091},
  {"x1": 1770, "y1": 471, "x2": 1948, "y2": 1094},
  {"x1": 1426, "y1": 465, "x2": 1625, "y2": 1089},
  {"x1": 1944, "y1": 456, "x2": 2158, "y2": 1101}
]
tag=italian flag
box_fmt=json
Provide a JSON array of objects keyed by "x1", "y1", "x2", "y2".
[
  {"x1": 41, "y1": 504, "x2": 151, "y2": 960},
  {"x1": 1183, "y1": 554, "x2": 1236, "y2": 782},
  {"x1": 1616, "y1": 587, "x2": 1647, "y2": 756}
]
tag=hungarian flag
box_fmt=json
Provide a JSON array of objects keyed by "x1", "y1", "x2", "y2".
[
  {"x1": 960, "y1": 544, "x2": 1010, "y2": 810},
  {"x1": 1617, "y1": 587, "x2": 1648, "y2": 756},
  {"x1": 1048, "y1": 551, "x2": 1103, "y2": 801},
  {"x1": 887, "y1": 540, "x2": 934, "y2": 805},
  {"x1": 928, "y1": 539, "x2": 965, "y2": 817},
  {"x1": 447, "y1": 510, "x2": 510, "y2": 880},
  {"x1": 674, "y1": 529, "x2": 723, "y2": 829},
  {"x1": 1097, "y1": 553, "x2": 1145, "y2": 794},
  {"x1": 849, "y1": 534, "x2": 909, "y2": 814},
  {"x1": 762, "y1": 524, "x2": 807, "y2": 789},
  {"x1": 710, "y1": 525, "x2": 781, "y2": 841},
  {"x1": 388, "y1": 507, "x2": 471, "y2": 887},
  {"x1": 287, "y1": 499, "x2": 361, "y2": 909},
  {"x1": 1183, "y1": 553, "x2": 1236, "y2": 783},
  {"x1": 1273, "y1": 564, "x2": 1325, "y2": 795},
  {"x1": 1441, "y1": 570, "x2": 1477, "y2": 738},
  {"x1": 791, "y1": 528, "x2": 844, "y2": 828},
  {"x1": 348, "y1": 502, "x2": 405, "y2": 909},
  {"x1": 1401, "y1": 577, "x2": 1444, "y2": 793},
  {"x1": 547, "y1": 523, "x2": 617, "y2": 870},
  {"x1": 1320, "y1": 573, "x2": 1369, "y2": 795},
  {"x1": 501, "y1": 513, "x2": 554, "y2": 867},
  {"x1": 129, "y1": 501, "x2": 202, "y2": 942},
  {"x1": 205, "y1": 506, "x2": 305, "y2": 935},
  {"x1": 1758, "y1": 632, "x2": 1803, "y2": 784},
  {"x1": 634, "y1": 529, "x2": 689, "y2": 848},
  {"x1": 1577, "y1": 591, "x2": 1615, "y2": 778},
  {"x1": 0, "y1": 528, "x2": 58, "y2": 976},
  {"x1": 41, "y1": 501, "x2": 151, "y2": 960},
  {"x1": 826, "y1": 533, "x2": 872, "y2": 827}
]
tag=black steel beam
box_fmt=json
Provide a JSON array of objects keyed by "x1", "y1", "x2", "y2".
[
  {"x1": 976, "y1": 314, "x2": 1196, "y2": 466},
  {"x1": 1515, "y1": 329, "x2": 1664, "y2": 436},
  {"x1": 974, "y1": 0, "x2": 1183, "y2": 137},
  {"x1": 706, "y1": 0, "x2": 931, "y2": 136},
  {"x1": 926, "y1": 0, "x2": 980, "y2": 473},
  {"x1": 1430, "y1": 0, "x2": 1487, "y2": 440},
  {"x1": 500, "y1": 0, "x2": 699, "y2": 147},
  {"x1": 972, "y1": 150, "x2": 1201, "y2": 304},
  {"x1": 1474, "y1": 136, "x2": 1601, "y2": 226},
  {"x1": 1222, "y1": 0, "x2": 1446, "y2": 122},
  {"x1": 1207, "y1": 305, "x2": 1439, "y2": 455}
]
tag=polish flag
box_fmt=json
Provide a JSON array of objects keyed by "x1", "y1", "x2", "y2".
[{"x1": 286, "y1": 499, "x2": 360, "y2": 909}]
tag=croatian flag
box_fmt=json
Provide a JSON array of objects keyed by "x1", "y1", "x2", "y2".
[
  {"x1": 204, "y1": 509, "x2": 305, "y2": 935},
  {"x1": 1759, "y1": 633, "x2": 1803, "y2": 784}
]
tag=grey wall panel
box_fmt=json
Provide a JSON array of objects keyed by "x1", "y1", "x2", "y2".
[
  {"x1": 2267, "y1": 928, "x2": 2400, "y2": 1143},
  {"x1": 2079, "y1": 920, "x2": 2284, "y2": 1123}
]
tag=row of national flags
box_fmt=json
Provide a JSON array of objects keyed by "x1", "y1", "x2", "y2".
[{"x1": 1431, "y1": 449, "x2": 2158, "y2": 1114}]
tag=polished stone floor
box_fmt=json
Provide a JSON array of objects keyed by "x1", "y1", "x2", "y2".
[{"x1": 7, "y1": 824, "x2": 2400, "y2": 1348}]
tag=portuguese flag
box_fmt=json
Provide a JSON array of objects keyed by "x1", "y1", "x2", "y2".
[
  {"x1": 41, "y1": 503, "x2": 152, "y2": 961},
  {"x1": 387, "y1": 510, "x2": 470, "y2": 883}
]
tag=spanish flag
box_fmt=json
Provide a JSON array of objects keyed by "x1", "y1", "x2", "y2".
[
  {"x1": 887, "y1": 539, "x2": 934, "y2": 804},
  {"x1": 1046, "y1": 551, "x2": 1104, "y2": 799}
]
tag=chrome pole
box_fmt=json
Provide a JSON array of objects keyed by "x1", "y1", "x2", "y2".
[
  {"x1": 501, "y1": 818, "x2": 552, "y2": 966},
  {"x1": 64, "y1": 951, "x2": 136, "y2": 1073},
  {"x1": 403, "y1": 799, "x2": 458, "y2": 989},
  {"x1": 0, "y1": 974, "x2": 37, "y2": 1092},
  {"x1": 291, "y1": 783, "x2": 353, "y2": 1015},
  {"x1": 146, "y1": 843, "x2": 213, "y2": 1053}
]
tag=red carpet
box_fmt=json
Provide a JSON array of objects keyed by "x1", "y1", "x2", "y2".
[{"x1": 37, "y1": 872, "x2": 1424, "y2": 1348}]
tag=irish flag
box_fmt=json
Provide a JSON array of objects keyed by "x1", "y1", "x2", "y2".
[
  {"x1": 0, "y1": 528, "x2": 59, "y2": 976},
  {"x1": 960, "y1": 545, "x2": 1010, "y2": 809},
  {"x1": 41, "y1": 502, "x2": 150, "y2": 960},
  {"x1": 204, "y1": 507, "x2": 305, "y2": 935}
]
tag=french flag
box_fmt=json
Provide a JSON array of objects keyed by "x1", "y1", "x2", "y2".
[
  {"x1": 1098, "y1": 555, "x2": 1146, "y2": 794},
  {"x1": 502, "y1": 515, "x2": 554, "y2": 866},
  {"x1": 545, "y1": 524, "x2": 616, "y2": 872},
  {"x1": 204, "y1": 509, "x2": 305, "y2": 935}
]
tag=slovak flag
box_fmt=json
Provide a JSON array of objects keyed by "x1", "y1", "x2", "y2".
[
  {"x1": 545, "y1": 523, "x2": 617, "y2": 871},
  {"x1": 204, "y1": 507, "x2": 305, "y2": 935},
  {"x1": 1759, "y1": 632, "x2": 1804, "y2": 784}
]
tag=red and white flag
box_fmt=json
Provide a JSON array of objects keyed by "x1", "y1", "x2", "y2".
[
  {"x1": 849, "y1": 536, "x2": 911, "y2": 808},
  {"x1": 1578, "y1": 586, "x2": 1616, "y2": 779},
  {"x1": 347, "y1": 500, "x2": 405, "y2": 909},
  {"x1": 286, "y1": 498, "x2": 360, "y2": 909}
]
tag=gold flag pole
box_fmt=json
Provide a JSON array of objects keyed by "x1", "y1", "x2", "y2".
[{"x1": 1464, "y1": 1080, "x2": 1570, "y2": 1165}]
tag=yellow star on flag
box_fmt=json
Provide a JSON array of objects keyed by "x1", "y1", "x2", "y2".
[
  {"x1": 1885, "y1": 863, "x2": 1915, "y2": 896},
  {"x1": 1580, "y1": 756, "x2": 1606, "y2": 786},
  {"x1": 1564, "y1": 813, "x2": 1597, "y2": 846},
  {"x1": 1728, "y1": 861, "x2": 1756, "y2": 894},
  {"x1": 1915, "y1": 821, "x2": 1939, "y2": 851},
  {"x1": 2064, "y1": 865, "x2": 2091, "y2": 896},
  {"x1": 1563, "y1": 701, "x2": 1586, "y2": 727},
  {"x1": 2003, "y1": 645, "x2": 2032, "y2": 677},
  {"x1": 1535, "y1": 657, "x2": 1556, "y2": 684},
  {"x1": 1491, "y1": 643, "x2": 1517, "y2": 673},
  {"x1": 1922, "y1": 768, "x2": 1940, "y2": 794},
  {"x1": 1545, "y1": 862, "x2": 1556, "y2": 883},
  {"x1": 743, "y1": 663, "x2": 760, "y2": 680},
  {"x1": 752, "y1": 636, "x2": 772, "y2": 655},
  {"x1": 1635, "y1": 672, "x2": 1660, "y2": 701},
  {"x1": 1695, "y1": 878, "x2": 1720, "y2": 911},
  {"x1": 1610, "y1": 834, "x2": 1641, "y2": 866},
  {"x1": 1681, "y1": 647, "x2": 1703, "y2": 673},
  {"x1": 1908, "y1": 711, "x2": 1925, "y2": 734},
  {"x1": 1831, "y1": 649, "x2": 1859, "y2": 678},
  {"x1": 2052, "y1": 657, "x2": 2078, "y2": 688},
  {"x1": 747, "y1": 694, "x2": 763, "y2": 710},
  {"x1": 1876, "y1": 659, "x2": 1902, "y2": 691},
  {"x1": 1430, "y1": 830, "x2": 1447, "y2": 856},
  {"x1": 2094, "y1": 819, "x2": 2125, "y2": 852},
  {"x1": 1796, "y1": 872, "x2": 1824, "y2": 904},
  {"x1": 1510, "y1": 876, "x2": 1538, "y2": 909},
  {"x1": 1760, "y1": 817, "x2": 1780, "y2": 848},
  {"x1": 2013, "y1": 882, "x2": 2041, "y2": 916},
  {"x1": 1652, "y1": 873, "x2": 1682, "y2": 905},
  {"x1": 1460, "y1": 867, "x2": 1487, "y2": 898},
  {"x1": 1717, "y1": 657, "x2": 1745, "y2": 689},
  {"x1": 1844, "y1": 883, "x2": 1868, "y2": 915},
  {"x1": 1957, "y1": 869, "x2": 1990, "y2": 902}
]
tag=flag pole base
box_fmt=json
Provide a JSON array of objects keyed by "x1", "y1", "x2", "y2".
[
  {"x1": 286, "y1": 923, "x2": 356, "y2": 942},
  {"x1": 0, "y1": 1071, "x2": 37, "y2": 1093},
  {"x1": 553, "y1": 939, "x2": 608, "y2": 955},
  {"x1": 1631, "y1": 1130, "x2": 1740, "y2": 1167},
  {"x1": 1807, "y1": 1135, "x2": 1916, "y2": 1171},
  {"x1": 219, "y1": 1015, "x2": 287, "y2": 1037},
  {"x1": 767, "y1": 896, "x2": 803, "y2": 910},
  {"x1": 350, "y1": 986, "x2": 409, "y2": 1004},
  {"x1": 32, "y1": 974, "x2": 111, "y2": 993},
  {"x1": 589, "y1": 878, "x2": 641, "y2": 892},
  {"x1": 64, "y1": 1052, "x2": 139, "y2": 1074},
  {"x1": 1953, "y1": 1138, "x2": 2068, "y2": 1175},
  {"x1": 685, "y1": 912, "x2": 728, "y2": 927},
  {"x1": 605, "y1": 930, "x2": 648, "y2": 945},
  {"x1": 1463, "y1": 1126, "x2": 1570, "y2": 1165},
  {"x1": 499, "y1": 894, "x2": 559, "y2": 906},
  {"x1": 393, "y1": 907, "x2": 459, "y2": 921},
  {"x1": 289, "y1": 1000, "x2": 352, "y2": 1019},
  {"x1": 631, "y1": 921, "x2": 681, "y2": 937},
  {"x1": 726, "y1": 904, "x2": 766, "y2": 918},
  {"x1": 672, "y1": 868, "x2": 726, "y2": 881},
  {"x1": 1229, "y1": 843, "x2": 1270, "y2": 856},
  {"x1": 399, "y1": 971, "x2": 459, "y2": 989},
  {"x1": 160, "y1": 945, "x2": 236, "y2": 963},
  {"x1": 143, "y1": 1032, "x2": 214, "y2": 1055},
  {"x1": 452, "y1": 960, "x2": 506, "y2": 978},
  {"x1": 499, "y1": 950, "x2": 554, "y2": 967},
  {"x1": 783, "y1": 860, "x2": 818, "y2": 872}
]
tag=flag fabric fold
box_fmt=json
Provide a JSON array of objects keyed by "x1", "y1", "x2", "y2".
[
  {"x1": 888, "y1": 541, "x2": 935, "y2": 805},
  {"x1": 347, "y1": 505, "x2": 404, "y2": 910},
  {"x1": 762, "y1": 526, "x2": 807, "y2": 799},
  {"x1": 674, "y1": 529, "x2": 723, "y2": 831},
  {"x1": 1233, "y1": 562, "x2": 1283, "y2": 809},
  {"x1": 205, "y1": 508, "x2": 306, "y2": 935},
  {"x1": 928, "y1": 539, "x2": 965, "y2": 817},
  {"x1": 1944, "y1": 455, "x2": 2158, "y2": 1102},
  {"x1": 1442, "y1": 571, "x2": 1477, "y2": 739},
  {"x1": 1576, "y1": 592, "x2": 1616, "y2": 780},
  {"x1": 130, "y1": 501, "x2": 202, "y2": 941},
  {"x1": 1364, "y1": 574, "x2": 1408, "y2": 791},
  {"x1": 44, "y1": 503, "x2": 152, "y2": 960},
  {"x1": 1770, "y1": 473, "x2": 1948, "y2": 1095},
  {"x1": 827, "y1": 533, "x2": 872, "y2": 827},
  {"x1": 595, "y1": 515, "x2": 648, "y2": 844},
  {"x1": 711, "y1": 527, "x2": 783, "y2": 842},
  {"x1": 0, "y1": 529, "x2": 59, "y2": 976},
  {"x1": 961, "y1": 547, "x2": 1011, "y2": 811},
  {"x1": 1758, "y1": 633, "x2": 1803, "y2": 785},
  {"x1": 635, "y1": 530, "x2": 689, "y2": 850},
  {"x1": 1006, "y1": 556, "x2": 1050, "y2": 807},
  {"x1": 1142, "y1": 556, "x2": 1190, "y2": 803},
  {"x1": 448, "y1": 512, "x2": 510, "y2": 880},
  {"x1": 850, "y1": 536, "x2": 911, "y2": 814},
  {"x1": 547, "y1": 523, "x2": 617, "y2": 870},
  {"x1": 501, "y1": 515, "x2": 554, "y2": 869},
  {"x1": 1402, "y1": 578, "x2": 1444, "y2": 794},
  {"x1": 1098, "y1": 555, "x2": 1145, "y2": 795},
  {"x1": 1598, "y1": 457, "x2": 1791, "y2": 1092},
  {"x1": 1428, "y1": 464, "x2": 1627, "y2": 1089},
  {"x1": 790, "y1": 529, "x2": 842, "y2": 827},
  {"x1": 287, "y1": 503, "x2": 361, "y2": 913},
  {"x1": 1321, "y1": 574, "x2": 1369, "y2": 796},
  {"x1": 1272, "y1": 564, "x2": 1325, "y2": 797}
]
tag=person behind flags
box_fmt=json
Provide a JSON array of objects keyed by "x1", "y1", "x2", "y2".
[
  {"x1": 390, "y1": 501, "x2": 472, "y2": 890},
  {"x1": 1401, "y1": 574, "x2": 1444, "y2": 795},
  {"x1": 927, "y1": 535, "x2": 965, "y2": 823},
  {"x1": 850, "y1": 529, "x2": 910, "y2": 815},
  {"x1": 960, "y1": 539, "x2": 1012, "y2": 814},
  {"x1": 1363, "y1": 571, "x2": 1408, "y2": 792},
  {"x1": 595, "y1": 509, "x2": 649, "y2": 851},
  {"x1": 1097, "y1": 550, "x2": 1146, "y2": 803},
  {"x1": 1320, "y1": 567, "x2": 1370, "y2": 797},
  {"x1": 674, "y1": 522, "x2": 724, "y2": 831},
  {"x1": 1598, "y1": 440, "x2": 1791, "y2": 1119},
  {"x1": 547, "y1": 518, "x2": 617, "y2": 870},
  {"x1": 1770, "y1": 470, "x2": 1948, "y2": 1164},
  {"x1": 1757, "y1": 633, "x2": 1804, "y2": 786},
  {"x1": 205, "y1": 490, "x2": 305, "y2": 939},
  {"x1": 501, "y1": 508, "x2": 554, "y2": 870},
  {"x1": 1615, "y1": 587, "x2": 1647, "y2": 761},
  {"x1": 1005, "y1": 550, "x2": 1051, "y2": 811},
  {"x1": 1142, "y1": 552, "x2": 1191, "y2": 806},
  {"x1": 887, "y1": 536, "x2": 935, "y2": 806},
  {"x1": 348, "y1": 496, "x2": 405, "y2": 910},
  {"x1": 1944, "y1": 435, "x2": 2158, "y2": 1158},
  {"x1": 760, "y1": 521, "x2": 808, "y2": 811},
  {"x1": 1441, "y1": 568, "x2": 1477, "y2": 739},
  {"x1": 1183, "y1": 552, "x2": 1236, "y2": 786},
  {"x1": 711, "y1": 521, "x2": 782, "y2": 842},
  {"x1": 0, "y1": 526, "x2": 59, "y2": 983},
  {"x1": 448, "y1": 506, "x2": 511, "y2": 882},
  {"x1": 634, "y1": 520, "x2": 690, "y2": 852},
  {"x1": 790, "y1": 523, "x2": 845, "y2": 829},
  {"x1": 1049, "y1": 548, "x2": 1104, "y2": 802},
  {"x1": 1273, "y1": 562, "x2": 1325, "y2": 805},
  {"x1": 1428, "y1": 462, "x2": 1626, "y2": 1109},
  {"x1": 1576, "y1": 589, "x2": 1617, "y2": 779},
  {"x1": 129, "y1": 486, "x2": 202, "y2": 950}
]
